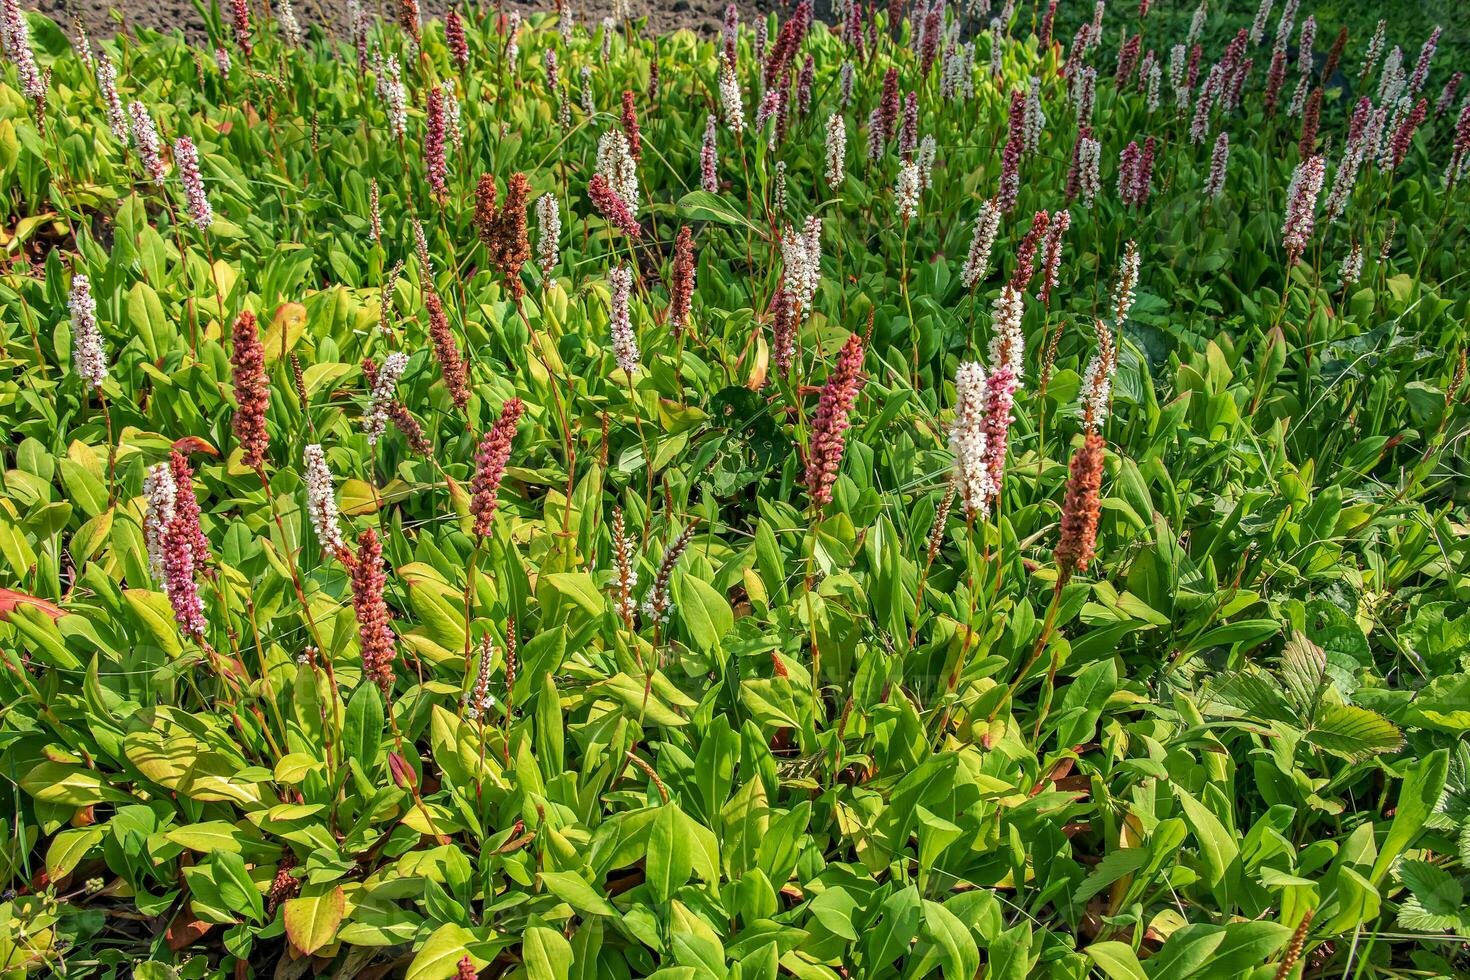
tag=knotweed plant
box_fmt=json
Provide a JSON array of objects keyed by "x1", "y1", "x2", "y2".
[{"x1": 3, "y1": 4, "x2": 1467, "y2": 975}]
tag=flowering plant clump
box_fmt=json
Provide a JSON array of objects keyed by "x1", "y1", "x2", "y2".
[{"x1": 1, "y1": 2, "x2": 1467, "y2": 976}]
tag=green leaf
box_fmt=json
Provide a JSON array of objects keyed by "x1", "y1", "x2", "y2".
[
  {"x1": 284, "y1": 884, "x2": 345, "y2": 955},
  {"x1": 674, "y1": 574, "x2": 733, "y2": 653},
  {"x1": 920, "y1": 899, "x2": 980, "y2": 980},
  {"x1": 1371, "y1": 750, "x2": 1449, "y2": 885},
  {"x1": 523, "y1": 924, "x2": 574, "y2": 980},
  {"x1": 45, "y1": 826, "x2": 105, "y2": 881},
  {"x1": 214, "y1": 851, "x2": 265, "y2": 923},
  {"x1": 862, "y1": 885, "x2": 921, "y2": 972},
  {"x1": 1173, "y1": 786, "x2": 1239, "y2": 909},
  {"x1": 1087, "y1": 941, "x2": 1149, "y2": 980},
  {"x1": 20, "y1": 762, "x2": 131, "y2": 806},
  {"x1": 343, "y1": 682, "x2": 384, "y2": 776},
  {"x1": 406, "y1": 923, "x2": 483, "y2": 980},
  {"x1": 647, "y1": 804, "x2": 695, "y2": 903},
  {"x1": 540, "y1": 870, "x2": 618, "y2": 917},
  {"x1": 1305, "y1": 703, "x2": 1404, "y2": 761}
]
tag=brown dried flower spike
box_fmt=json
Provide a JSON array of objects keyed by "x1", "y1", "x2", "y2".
[{"x1": 476, "y1": 172, "x2": 532, "y2": 299}]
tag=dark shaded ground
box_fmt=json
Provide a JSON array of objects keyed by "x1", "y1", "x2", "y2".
[{"x1": 32, "y1": 0, "x2": 783, "y2": 47}]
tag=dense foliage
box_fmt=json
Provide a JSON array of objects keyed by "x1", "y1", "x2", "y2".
[{"x1": 1, "y1": 0, "x2": 1469, "y2": 976}]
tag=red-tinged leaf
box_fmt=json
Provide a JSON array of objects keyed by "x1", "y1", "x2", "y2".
[
  {"x1": 167, "y1": 912, "x2": 214, "y2": 951},
  {"x1": 172, "y1": 436, "x2": 219, "y2": 456},
  {"x1": 0, "y1": 588, "x2": 63, "y2": 622}
]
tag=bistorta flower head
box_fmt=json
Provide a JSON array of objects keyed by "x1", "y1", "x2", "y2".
[
  {"x1": 611, "y1": 506, "x2": 639, "y2": 626},
  {"x1": 900, "y1": 91, "x2": 918, "y2": 156},
  {"x1": 128, "y1": 102, "x2": 167, "y2": 185},
  {"x1": 719, "y1": 64, "x2": 744, "y2": 133},
  {"x1": 1187, "y1": 0, "x2": 1207, "y2": 46},
  {"x1": 960, "y1": 199, "x2": 1001, "y2": 289},
  {"x1": 620, "y1": 90, "x2": 642, "y2": 162},
  {"x1": 275, "y1": 0, "x2": 301, "y2": 46},
  {"x1": 1273, "y1": 0, "x2": 1299, "y2": 53},
  {"x1": 1055, "y1": 433, "x2": 1105, "y2": 579},
  {"x1": 425, "y1": 87, "x2": 449, "y2": 200},
  {"x1": 96, "y1": 54, "x2": 128, "y2": 145},
  {"x1": 1341, "y1": 242, "x2": 1363, "y2": 284},
  {"x1": 347, "y1": 0, "x2": 368, "y2": 72},
  {"x1": 302, "y1": 444, "x2": 346, "y2": 556},
  {"x1": 949, "y1": 362, "x2": 994, "y2": 517},
  {"x1": 559, "y1": 3, "x2": 575, "y2": 44},
  {"x1": 1206, "y1": 131, "x2": 1230, "y2": 198},
  {"x1": 215, "y1": 46, "x2": 231, "y2": 77},
  {"x1": 351, "y1": 528, "x2": 397, "y2": 693},
  {"x1": 3, "y1": 0, "x2": 47, "y2": 104},
  {"x1": 69, "y1": 273, "x2": 106, "y2": 391},
  {"x1": 426, "y1": 289, "x2": 470, "y2": 409},
  {"x1": 1038, "y1": 210, "x2": 1070, "y2": 305},
  {"x1": 581, "y1": 65, "x2": 595, "y2": 115},
  {"x1": 1249, "y1": 0, "x2": 1273, "y2": 46},
  {"x1": 381, "y1": 55, "x2": 408, "y2": 139},
  {"x1": 700, "y1": 114, "x2": 719, "y2": 192},
  {"x1": 1409, "y1": 26, "x2": 1440, "y2": 97},
  {"x1": 162, "y1": 452, "x2": 210, "y2": 639},
  {"x1": 463, "y1": 636, "x2": 495, "y2": 720},
  {"x1": 916, "y1": 135, "x2": 937, "y2": 190},
  {"x1": 230, "y1": 311, "x2": 270, "y2": 470},
  {"x1": 1281, "y1": 154, "x2": 1325, "y2": 260},
  {"x1": 1111, "y1": 241, "x2": 1140, "y2": 323},
  {"x1": 797, "y1": 54, "x2": 815, "y2": 114},
  {"x1": 1078, "y1": 319, "x2": 1116, "y2": 433},
  {"x1": 483, "y1": 173, "x2": 532, "y2": 298},
  {"x1": 396, "y1": 0, "x2": 420, "y2": 44},
  {"x1": 1437, "y1": 73, "x2": 1463, "y2": 118},
  {"x1": 362, "y1": 351, "x2": 409, "y2": 447},
  {"x1": 825, "y1": 113, "x2": 846, "y2": 190},
  {"x1": 781, "y1": 217, "x2": 822, "y2": 318},
  {"x1": 228, "y1": 0, "x2": 251, "y2": 53},
  {"x1": 544, "y1": 47, "x2": 559, "y2": 91},
  {"x1": 596, "y1": 128, "x2": 639, "y2": 216},
  {"x1": 444, "y1": 89, "x2": 462, "y2": 150},
  {"x1": 670, "y1": 227, "x2": 696, "y2": 334},
  {"x1": 1169, "y1": 44, "x2": 1190, "y2": 109},
  {"x1": 589, "y1": 175, "x2": 643, "y2": 239},
  {"x1": 1448, "y1": 105, "x2": 1470, "y2": 187},
  {"x1": 1387, "y1": 98, "x2": 1428, "y2": 170},
  {"x1": 1067, "y1": 131, "x2": 1102, "y2": 208},
  {"x1": 1360, "y1": 19, "x2": 1385, "y2": 83},
  {"x1": 895, "y1": 162, "x2": 920, "y2": 221},
  {"x1": 642, "y1": 523, "x2": 697, "y2": 625},
  {"x1": 470, "y1": 398, "x2": 525, "y2": 537},
  {"x1": 805, "y1": 334, "x2": 866, "y2": 508},
  {"x1": 505, "y1": 11, "x2": 521, "y2": 72},
  {"x1": 721, "y1": 3, "x2": 738, "y2": 66},
  {"x1": 174, "y1": 137, "x2": 213, "y2": 230},
  {"x1": 143, "y1": 462, "x2": 176, "y2": 586},
  {"x1": 998, "y1": 90, "x2": 1024, "y2": 213},
  {"x1": 1378, "y1": 46, "x2": 1405, "y2": 103},
  {"x1": 840, "y1": 60, "x2": 855, "y2": 106},
  {"x1": 369, "y1": 179, "x2": 381, "y2": 243},
  {"x1": 608, "y1": 266, "x2": 639, "y2": 374},
  {"x1": 980, "y1": 358, "x2": 1020, "y2": 514},
  {"x1": 1324, "y1": 141, "x2": 1364, "y2": 221},
  {"x1": 1071, "y1": 66, "x2": 1097, "y2": 125},
  {"x1": 866, "y1": 108, "x2": 884, "y2": 162},
  {"x1": 1145, "y1": 61, "x2": 1162, "y2": 111},
  {"x1": 1009, "y1": 210, "x2": 1049, "y2": 293},
  {"x1": 989, "y1": 285, "x2": 1025, "y2": 381},
  {"x1": 535, "y1": 193, "x2": 560, "y2": 287}
]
